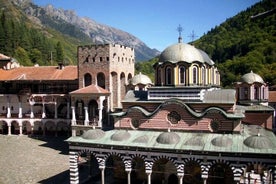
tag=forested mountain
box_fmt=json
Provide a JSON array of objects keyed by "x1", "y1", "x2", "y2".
[
  {"x1": 10, "y1": 0, "x2": 159, "y2": 62},
  {"x1": 0, "y1": 0, "x2": 159, "y2": 65},
  {"x1": 193, "y1": 0, "x2": 276, "y2": 87},
  {"x1": 0, "y1": 0, "x2": 86, "y2": 66}
]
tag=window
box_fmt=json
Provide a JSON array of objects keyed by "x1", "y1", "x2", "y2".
[
  {"x1": 84, "y1": 73, "x2": 92, "y2": 87},
  {"x1": 100, "y1": 57, "x2": 103, "y2": 62},
  {"x1": 254, "y1": 86, "x2": 259, "y2": 100},
  {"x1": 244, "y1": 87, "x2": 249, "y2": 99},
  {"x1": 166, "y1": 67, "x2": 172, "y2": 85},
  {"x1": 193, "y1": 66, "x2": 198, "y2": 84},
  {"x1": 179, "y1": 66, "x2": 185, "y2": 84},
  {"x1": 202, "y1": 67, "x2": 205, "y2": 85},
  {"x1": 167, "y1": 111, "x2": 181, "y2": 124},
  {"x1": 157, "y1": 68, "x2": 162, "y2": 85}
]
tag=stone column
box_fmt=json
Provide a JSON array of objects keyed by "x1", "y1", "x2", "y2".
[
  {"x1": 30, "y1": 104, "x2": 34, "y2": 118},
  {"x1": 67, "y1": 101, "x2": 70, "y2": 119},
  {"x1": 71, "y1": 106, "x2": 77, "y2": 136},
  {"x1": 99, "y1": 166, "x2": 105, "y2": 184},
  {"x1": 201, "y1": 163, "x2": 209, "y2": 184},
  {"x1": 98, "y1": 96, "x2": 105, "y2": 128},
  {"x1": 6, "y1": 102, "x2": 11, "y2": 118},
  {"x1": 145, "y1": 159, "x2": 153, "y2": 184},
  {"x1": 69, "y1": 151, "x2": 79, "y2": 184},
  {"x1": 176, "y1": 161, "x2": 184, "y2": 184},
  {"x1": 42, "y1": 103, "x2": 46, "y2": 118},
  {"x1": 146, "y1": 170, "x2": 152, "y2": 184},
  {"x1": 54, "y1": 102, "x2": 58, "y2": 119},
  {"x1": 231, "y1": 164, "x2": 245, "y2": 184},
  {"x1": 8, "y1": 124, "x2": 11, "y2": 135},
  {"x1": 96, "y1": 156, "x2": 106, "y2": 184},
  {"x1": 71, "y1": 107, "x2": 76, "y2": 123},
  {"x1": 177, "y1": 173, "x2": 184, "y2": 184},
  {"x1": 84, "y1": 107, "x2": 89, "y2": 126},
  {"x1": 19, "y1": 125, "x2": 23, "y2": 136},
  {"x1": 124, "y1": 157, "x2": 132, "y2": 184},
  {"x1": 126, "y1": 168, "x2": 131, "y2": 184},
  {"x1": 18, "y1": 102, "x2": 22, "y2": 118}
]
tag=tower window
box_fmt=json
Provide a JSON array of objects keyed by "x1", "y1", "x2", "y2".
[
  {"x1": 166, "y1": 67, "x2": 172, "y2": 85},
  {"x1": 179, "y1": 66, "x2": 185, "y2": 84},
  {"x1": 193, "y1": 66, "x2": 198, "y2": 84}
]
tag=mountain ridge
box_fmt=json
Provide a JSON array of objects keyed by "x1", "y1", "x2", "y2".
[{"x1": 13, "y1": 0, "x2": 159, "y2": 61}]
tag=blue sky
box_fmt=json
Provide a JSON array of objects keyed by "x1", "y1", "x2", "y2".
[{"x1": 33, "y1": 0, "x2": 260, "y2": 51}]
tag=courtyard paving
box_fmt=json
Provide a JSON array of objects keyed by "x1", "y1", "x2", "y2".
[{"x1": 0, "y1": 135, "x2": 70, "y2": 184}]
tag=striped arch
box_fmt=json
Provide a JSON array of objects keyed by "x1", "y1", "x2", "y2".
[
  {"x1": 207, "y1": 159, "x2": 234, "y2": 184},
  {"x1": 152, "y1": 155, "x2": 178, "y2": 169}
]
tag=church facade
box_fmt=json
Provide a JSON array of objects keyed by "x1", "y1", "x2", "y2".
[{"x1": 67, "y1": 40, "x2": 276, "y2": 184}]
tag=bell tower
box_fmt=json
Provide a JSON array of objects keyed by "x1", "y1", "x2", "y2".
[{"x1": 77, "y1": 44, "x2": 135, "y2": 111}]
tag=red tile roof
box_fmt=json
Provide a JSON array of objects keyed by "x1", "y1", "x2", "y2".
[
  {"x1": 0, "y1": 65, "x2": 78, "y2": 81},
  {"x1": 70, "y1": 84, "x2": 110, "y2": 95},
  {"x1": 269, "y1": 91, "x2": 276, "y2": 103}
]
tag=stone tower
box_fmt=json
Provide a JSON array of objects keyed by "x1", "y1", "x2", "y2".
[{"x1": 77, "y1": 44, "x2": 135, "y2": 111}]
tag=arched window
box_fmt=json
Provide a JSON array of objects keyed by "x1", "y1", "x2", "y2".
[
  {"x1": 166, "y1": 67, "x2": 172, "y2": 85},
  {"x1": 193, "y1": 66, "x2": 198, "y2": 84},
  {"x1": 179, "y1": 66, "x2": 185, "y2": 85},
  {"x1": 157, "y1": 68, "x2": 162, "y2": 85},
  {"x1": 84, "y1": 73, "x2": 92, "y2": 87},
  {"x1": 202, "y1": 67, "x2": 205, "y2": 85},
  {"x1": 97, "y1": 73, "x2": 105, "y2": 89},
  {"x1": 254, "y1": 86, "x2": 259, "y2": 100}
]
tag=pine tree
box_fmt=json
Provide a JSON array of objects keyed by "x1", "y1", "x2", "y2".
[{"x1": 55, "y1": 41, "x2": 64, "y2": 64}]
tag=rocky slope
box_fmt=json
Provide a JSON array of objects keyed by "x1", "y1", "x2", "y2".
[{"x1": 11, "y1": 0, "x2": 159, "y2": 61}]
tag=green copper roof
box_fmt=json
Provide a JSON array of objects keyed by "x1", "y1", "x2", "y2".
[{"x1": 67, "y1": 125, "x2": 276, "y2": 155}]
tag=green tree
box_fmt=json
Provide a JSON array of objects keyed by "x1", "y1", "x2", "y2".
[
  {"x1": 14, "y1": 47, "x2": 32, "y2": 66},
  {"x1": 55, "y1": 41, "x2": 64, "y2": 63},
  {"x1": 29, "y1": 48, "x2": 43, "y2": 65}
]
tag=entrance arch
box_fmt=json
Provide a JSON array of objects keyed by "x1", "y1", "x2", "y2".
[
  {"x1": 78, "y1": 152, "x2": 101, "y2": 183},
  {"x1": 44, "y1": 121, "x2": 55, "y2": 136},
  {"x1": 184, "y1": 160, "x2": 202, "y2": 184},
  {"x1": 131, "y1": 157, "x2": 146, "y2": 184},
  {"x1": 11, "y1": 121, "x2": 19, "y2": 135},
  {"x1": 22, "y1": 121, "x2": 32, "y2": 135},
  {"x1": 105, "y1": 155, "x2": 127, "y2": 184},
  {"x1": 0, "y1": 120, "x2": 8, "y2": 134},
  {"x1": 75, "y1": 100, "x2": 84, "y2": 121},
  {"x1": 207, "y1": 162, "x2": 234, "y2": 184},
  {"x1": 88, "y1": 100, "x2": 98, "y2": 125},
  {"x1": 152, "y1": 158, "x2": 177, "y2": 184},
  {"x1": 33, "y1": 121, "x2": 43, "y2": 135}
]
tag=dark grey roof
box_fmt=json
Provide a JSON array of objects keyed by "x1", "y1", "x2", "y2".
[
  {"x1": 158, "y1": 43, "x2": 214, "y2": 66},
  {"x1": 244, "y1": 135, "x2": 275, "y2": 149},
  {"x1": 133, "y1": 135, "x2": 149, "y2": 143},
  {"x1": 82, "y1": 129, "x2": 105, "y2": 140},
  {"x1": 156, "y1": 131, "x2": 180, "y2": 144},
  {"x1": 123, "y1": 90, "x2": 148, "y2": 102},
  {"x1": 203, "y1": 89, "x2": 236, "y2": 104},
  {"x1": 184, "y1": 135, "x2": 204, "y2": 146},
  {"x1": 110, "y1": 130, "x2": 131, "y2": 141},
  {"x1": 240, "y1": 71, "x2": 264, "y2": 84},
  {"x1": 211, "y1": 135, "x2": 233, "y2": 147}
]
